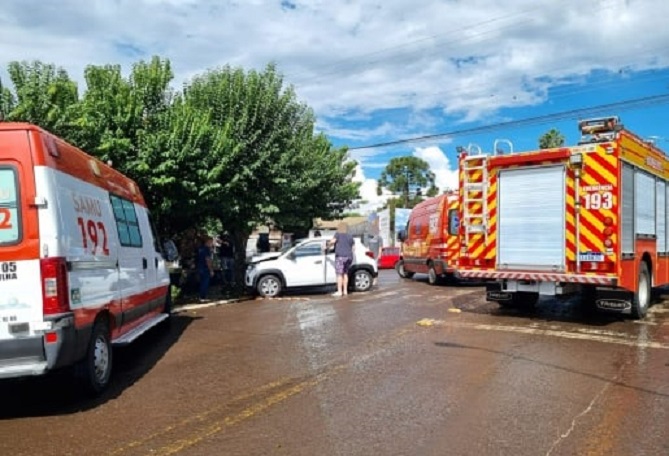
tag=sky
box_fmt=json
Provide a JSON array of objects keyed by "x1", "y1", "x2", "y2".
[{"x1": 1, "y1": 0, "x2": 669, "y2": 214}]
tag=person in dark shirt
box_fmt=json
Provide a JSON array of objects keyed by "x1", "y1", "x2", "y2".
[
  {"x1": 328, "y1": 222, "x2": 354, "y2": 297},
  {"x1": 197, "y1": 236, "x2": 214, "y2": 302},
  {"x1": 219, "y1": 234, "x2": 235, "y2": 287}
]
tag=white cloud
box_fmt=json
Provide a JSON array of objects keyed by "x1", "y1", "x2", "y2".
[
  {"x1": 413, "y1": 146, "x2": 459, "y2": 192},
  {"x1": 350, "y1": 145, "x2": 459, "y2": 215},
  {"x1": 1, "y1": 0, "x2": 667, "y2": 123},
  {"x1": 351, "y1": 163, "x2": 393, "y2": 215}
]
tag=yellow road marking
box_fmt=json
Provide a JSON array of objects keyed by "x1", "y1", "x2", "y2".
[
  {"x1": 108, "y1": 377, "x2": 293, "y2": 455},
  {"x1": 112, "y1": 320, "x2": 418, "y2": 455},
  {"x1": 152, "y1": 373, "x2": 334, "y2": 456}
]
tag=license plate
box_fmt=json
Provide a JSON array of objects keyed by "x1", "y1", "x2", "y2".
[
  {"x1": 9, "y1": 322, "x2": 29, "y2": 334},
  {"x1": 579, "y1": 252, "x2": 604, "y2": 262}
]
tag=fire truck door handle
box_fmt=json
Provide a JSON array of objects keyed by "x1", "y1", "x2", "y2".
[{"x1": 143, "y1": 258, "x2": 148, "y2": 269}]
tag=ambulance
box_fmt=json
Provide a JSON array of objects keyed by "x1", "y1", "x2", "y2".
[
  {"x1": 396, "y1": 192, "x2": 459, "y2": 285},
  {"x1": 458, "y1": 117, "x2": 669, "y2": 319},
  {"x1": 0, "y1": 122, "x2": 171, "y2": 393}
]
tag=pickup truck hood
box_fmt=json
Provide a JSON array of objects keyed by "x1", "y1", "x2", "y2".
[{"x1": 249, "y1": 252, "x2": 282, "y2": 263}]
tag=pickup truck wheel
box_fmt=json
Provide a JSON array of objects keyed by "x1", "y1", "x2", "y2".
[
  {"x1": 257, "y1": 275, "x2": 282, "y2": 298},
  {"x1": 631, "y1": 262, "x2": 651, "y2": 319},
  {"x1": 396, "y1": 260, "x2": 414, "y2": 279},
  {"x1": 76, "y1": 319, "x2": 112, "y2": 395},
  {"x1": 352, "y1": 269, "x2": 373, "y2": 292}
]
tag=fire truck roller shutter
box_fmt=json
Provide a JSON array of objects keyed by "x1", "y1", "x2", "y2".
[{"x1": 497, "y1": 166, "x2": 566, "y2": 270}]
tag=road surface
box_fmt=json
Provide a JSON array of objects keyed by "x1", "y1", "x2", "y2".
[{"x1": 2, "y1": 270, "x2": 669, "y2": 455}]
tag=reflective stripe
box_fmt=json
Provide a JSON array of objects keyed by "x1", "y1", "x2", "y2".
[
  {"x1": 459, "y1": 270, "x2": 614, "y2": 285},
  {"x1": 68, "y1": 260, "x2": 117, "y2": 271}
]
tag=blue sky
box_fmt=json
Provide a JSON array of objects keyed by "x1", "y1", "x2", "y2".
[{"x1": 1, "y1": 0, "x2": 668, "y2": 213}]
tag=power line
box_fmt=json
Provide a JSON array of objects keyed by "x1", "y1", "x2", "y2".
[{"x1": 348, "y1": 93, "x2": 669, "y2": 150}]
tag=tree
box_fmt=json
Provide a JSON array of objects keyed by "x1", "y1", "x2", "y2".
[
  {"x1": 4, "y1": 61, "x2": 79, "y2": 137},
  {"x1": 180, "y1": 63, "x2": 359, "y2": 282},
  {"x1": 0, "y1": 77, "x2": 15, "y2": 120},
  {"x1": 539, "y1": 128, "x2": 565, "y2": 149},
  {"x1": 376, "y1": 156, "x2": 438, "y2": 208},
  {"x1": 1, "y1": 58, "x2": 360, "y2": 289}
]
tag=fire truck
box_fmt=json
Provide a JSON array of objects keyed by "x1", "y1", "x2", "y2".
[
  {"x1": 458, "y1": 116, "x2": 669, "y2": 319},
  {"x1": 397, "y1": 192, "x2": 459, "y2": 285}
]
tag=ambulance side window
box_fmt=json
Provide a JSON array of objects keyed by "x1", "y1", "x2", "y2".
[
  {"x1": 110, "y1": 195, "x2": 143, "y2": 248},
  {"x1": 0, "y1": 167, "x2": 20, "y2": 245}
]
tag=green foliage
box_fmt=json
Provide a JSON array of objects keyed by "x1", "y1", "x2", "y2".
[
  {"x1": 0, "y1": 58, "x2": 358, "y2": 277},
  {"x1": 0, "y1": 77, "x2": 15, "y2": 119},
  {"x1": 377, "y1": 156, "x2": 438, "y2": 208},
  {"x1": 539, "y1": 128, "x2": 565, "y2": 149},
  {"x1": 181, "y1": 63, "x2": 359, "y2": 237},
  {"x1": 4, "y1": 61, "x2": 78, "y2": 137}
]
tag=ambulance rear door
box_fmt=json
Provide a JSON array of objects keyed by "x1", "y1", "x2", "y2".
[{"x1": 0, "y1": 129, "x2": 43, "y2": 348}]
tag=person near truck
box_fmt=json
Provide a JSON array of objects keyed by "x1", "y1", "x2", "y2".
[
  {"x1": 219, "y1": 233, "x2": 235, "y2": 287},
  {"x1": 328, "y1": 222, "x2": 354, "y2": 297},
  {"x1": 197, "y1": 235, "x2": 215, "y2": 302}
]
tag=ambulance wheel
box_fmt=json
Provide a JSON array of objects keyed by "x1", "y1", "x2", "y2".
[
  {"x1": 631, "y1": 262, "x2": 651, "y2": 319},
  {"x1": 428, "y1": 264, "x2": 440, "y2": 285},
  {"x1": 257, "y1": 275, "x2": 282, "y2": 298},
  {"x1": 396, "y1": 261, "x2": 414, "y2": 279},
  {"x1": 163, "y1": 286, "x2": 173, "y2": 315},
  {"x1": 77, "y1": 319, "x2": 112, "y2": 395}
]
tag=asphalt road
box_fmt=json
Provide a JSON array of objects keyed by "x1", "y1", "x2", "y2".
[{"x1": 2, "y1": 270, "x2": 669, "y2": 456}]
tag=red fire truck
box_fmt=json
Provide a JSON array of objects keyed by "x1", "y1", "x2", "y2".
[
  {"x1": 458, "y1": 116, "x2": 669, "y2": 319},
  {"x1": 397, "y1": 192, "x2": 459, "y2": 285}
]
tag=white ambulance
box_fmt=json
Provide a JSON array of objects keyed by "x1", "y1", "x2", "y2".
[{"x1": 0, "y1": 122, "x2": 172, "y2": 394}]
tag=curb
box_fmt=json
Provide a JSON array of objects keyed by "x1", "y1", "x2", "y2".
[{"x1": 173, "y1": 296, "x2": 255, "y2": 313}]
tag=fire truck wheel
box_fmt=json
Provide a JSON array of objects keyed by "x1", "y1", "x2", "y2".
[
  {"x1": 76, "y1": 319, "x2": 113, "y2": 395},
  {"x1": 631, "y1": 262, "x2": 651, "y2": 319},
  {"x1": 396, "y1": 261, "x2": 415, "y2": 279},
  {"x1": 428, "y1": 264, "x2": 440, "y2": 285}
]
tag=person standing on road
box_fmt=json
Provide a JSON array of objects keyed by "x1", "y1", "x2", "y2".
[
  {"x1": 328, "y1": 222, "x2": 354, "y2": 297},
  {"x1": 197, "y1": 235, "x2": 215, "y2": 302},
  {"x1": 219, "y1": 233, "x2": 235, "y2": 288}
]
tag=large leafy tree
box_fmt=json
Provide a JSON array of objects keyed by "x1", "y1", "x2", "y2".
[
  {"x1": 1, "y1": 58, "x2": 359, "y2": 286},
  {"x1": 3, "y1": 61, "x2": 78, "y2": 137},
  {"x1": 539, "y1": 128, "x2": 565, "y2": 149},
  {"x1": 181, "y1": 63, "x2": 359, "y2": 276},
  {"x1": 377, "y1": 156, "x2": 438, "y2": 208},
  {"x1": 0, "y1": 77, "x2": 15, "y2": 119}
]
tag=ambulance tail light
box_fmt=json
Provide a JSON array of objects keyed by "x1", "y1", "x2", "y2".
[
  {"x1": 41, "y1": 257, "x2": 70, "y2": 315},
  {"x1": 365, "y1": 251, "x2": 375, "y2": 259}
]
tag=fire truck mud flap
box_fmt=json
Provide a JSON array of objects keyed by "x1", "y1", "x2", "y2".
[
  {"x1": 485, "y1": 283, "x2": 512, "y2": 302},
  {"x1": 595, "y1": 289, "x2": 633, "y2": 313}
]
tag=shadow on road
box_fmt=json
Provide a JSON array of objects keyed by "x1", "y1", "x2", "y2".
[{"x1": 0, "y1": 313, "x2": 199, "y2": 419}]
